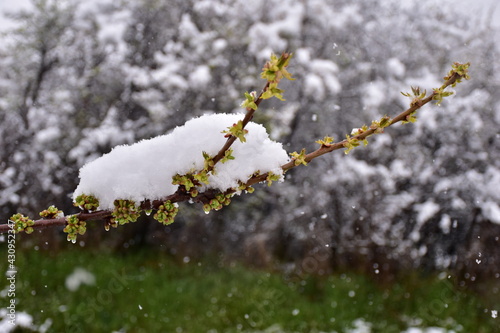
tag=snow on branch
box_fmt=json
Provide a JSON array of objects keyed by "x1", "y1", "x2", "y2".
[{"x1": 1, "y1": 56, "x2": 470, "y2": 240}]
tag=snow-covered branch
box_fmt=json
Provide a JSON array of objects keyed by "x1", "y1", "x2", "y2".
[{"x1": 1, "y1": 59, "x2": 470, "y2": 238}]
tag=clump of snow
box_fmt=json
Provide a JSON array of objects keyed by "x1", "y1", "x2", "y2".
[
  {"x1": 346, "y1": 318, "x2": 372, "y2": 333},
  {"x1": 178, "y1": 14, "x2": 200, "y2": 41},
  {"x1": 481, "y1": 201, "x2": 500, "y2": 225},
  {"x1": 68, "y1": 107, "x2": 135, "y2": 166},
  {"x1": 65, "y1": 267, "x2": 96, "y2": 292},
  {"x1": 0, "y1": 309, "x2": 33, "y2": 332},
  {"x1": 74, "y1": 1, "x2": 130, "y2": 60},
  {"x1": 390, "y1": 160, "x2": 412, "y2": 178},
  {"x1": 193, "y1": 0, "x2": 230, "y2": 17},
  {"x1": 35, "y1": 127, "x2": 61, "y2": 144},
  {"x1": 304, "y1": 74, "x2": 325, "y2": 101},
  {"x1": 410, "y1": 200, "x2": 440, "y2": 242},
  {"x1": 403, "y1": 328, "x2": 457, "y2": 333},
  {"x1": 0, "y1": 309, "x2": 52, "y2": 332},
  {"x1": 212, "y1": 38, "x2": 227, "y2": 53},
  {"x1": 247, "y1": 2, "x2": 305, "y2": 59},
  {"x1": 387, "y1": 57, "x2": 406, "y2": 78},
  {"x1": 297, "y1": 48, "x2": 341, "y2": 101},
  {"x1": 309, "y1": 59, "x2": 341, "y2": 95},
  {"x1": 439, "y1": 214, "x2": 452, "y2": 234},
  {"x1": 15, "y1": 312, "x2": 33, "y2": 328},
  {"x1": 415, "y1": 200, "x2": 440, "y2": 225},
  {"x1": 363, "y1": 81, "x2": 386, "y2": 109},
  {"x1": 188, "y1": 65, "x2": 211, "y2": 90},
  {"x1": 307, "y1": 3, "x2": 362, "y2": 30},
  {"x1": 73, "y1": 113, "x2": 290, "y2": 209},
  {"x1": 151, "y1": 53, "x2": 189, "y2": 91}
]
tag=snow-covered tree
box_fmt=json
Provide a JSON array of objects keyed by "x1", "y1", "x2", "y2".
[{"x1": 1, "y1": 0, "x2": 498, "y2": 278}]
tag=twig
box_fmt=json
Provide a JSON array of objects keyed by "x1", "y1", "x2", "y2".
[
  {"x1": 0, "y1": 187, "x2": 223, "y2": 233},
  {"x1": 211, "y1": 82, "x2": 270, "y2": 167},
  {"x1": 246, "y1": 72, "x2": 463, "y2": 184}
]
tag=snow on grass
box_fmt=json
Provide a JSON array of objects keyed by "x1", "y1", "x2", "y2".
[
  {"x1": 0, "y1": 309, "x2": 52, "y2": 333},
  {"x1": 403, "y1": 327, "x2": 457, "y2": 333},
  {"x1": 346, "y1": 318, "x2": 372, "y2": 333},
  {"x1": 73, "y1": 113, "x2": 289, "y2": 209},
  {"x1": 65, "y1": 267, "x2": 96, "y2": 292}
]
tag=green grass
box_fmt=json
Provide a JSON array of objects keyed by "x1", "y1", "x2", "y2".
[{"x1": 1, "y1": 249, "x2": 497, "y2": 332}]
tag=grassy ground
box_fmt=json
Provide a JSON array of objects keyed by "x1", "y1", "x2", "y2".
[{"x1": 1, "y1": 249, "x2": 498, "y2": 332}]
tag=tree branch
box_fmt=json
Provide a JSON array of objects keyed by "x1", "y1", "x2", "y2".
[
  {"x1": 0, "y1": 187, "x2": 222, "y2": 233},
  {"x1": 0, "y1": 63, "x2": 469, "y2": 235},
  {"x1": 245, "y1": 71, "x2": 464, "y2": 184}
]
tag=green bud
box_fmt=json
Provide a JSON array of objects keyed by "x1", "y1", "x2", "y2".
[
  {"x1": 444, "y1": 62, "x2": 471, "y2": 87},
  {"x1": 221, "y1": 148, "x2": 235, "y2": 163},
  {"x1": 222, "y1": 120, "x2": 248, "y2": 143},
  {"x1": 343, "y1": 134, "x2": 360, "y2": 154},
  {"x1": 290, "y1": 148, "x2": 308, "y2": 166},
  {"x1": 40, "y1": 205, "x2": 63, "y2": 219},
  {"x1": 112, "y1": 200, "x2": 141, "y2": 225},
  {"x1": 266, "y1": 172, "x2": 281, "y2": 186},
  {"x1": 74, "y1": 194, "x2": 99, "y2": 211},
  {"x1": 194, "y1": 171, "x2": 209, "y2": 185},
  {"x1": 9, "y1": 213, "x2": 34, "y2": 234},
  {"x1": 153, "y1": 200, "x2": 178, "y2": 225},
  {"x1": 261, "y1": 53, "x2": 295, "y2": 83},
  {"x1": 203, "y1": 204, "x2": 211, "y2": 213},
  {"x1": 401, "y1": 111, "x2": 417, "y2": 124},
  {"x1": 241, "y1": 91, "x2": 258, "y2": 110},
  {"x1": 315, "y1": 136, "x2": 334, "y2": 147},
  {"x1": 432, "y1": 87, "x2": 454, "y2": 106},
  {"x1": 64, "y1": 215, "x2": 86, "y2": 243},
  {"x1": 261, "y1": 83, "x2": 285, "y2": 101}
]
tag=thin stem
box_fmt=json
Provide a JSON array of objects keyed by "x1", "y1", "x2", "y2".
[
  {"x1": 210, "y1": 82, "x2": 270, "y2": 167},
  {"x1": 248, "y1": 72, "x2": 463, "y2": 183}
]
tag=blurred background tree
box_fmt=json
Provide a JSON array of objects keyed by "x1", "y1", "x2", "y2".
[{"x1": 1, "y1": 0, "x2": 499, "y2": 284}]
